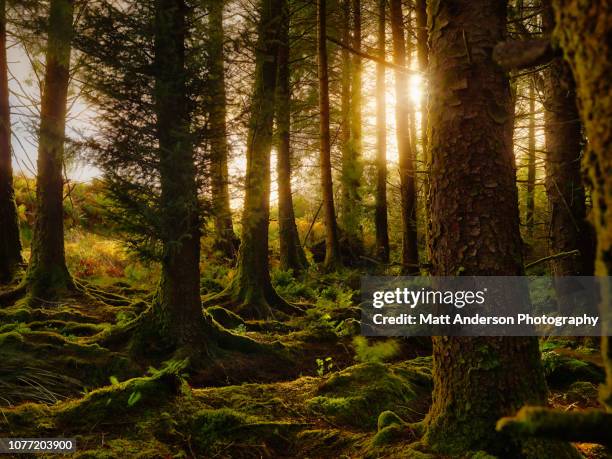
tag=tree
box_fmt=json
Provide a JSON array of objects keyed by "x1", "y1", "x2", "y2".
[
  {"x1": 551, "y1": 0, "x2": 612, "y2": 417},
  {"x1": 150, "y1": 0, "x2": 211, "y2": 349},
  {"x1": 0, "y1": 0, "x2": 23, "y2": 284},
  {"x1": 541, "y1": 0, "x2": 594, "y2": 277},
  {"x1": 525, "y1": 78, "x2": 536, "y2": 238},
  {"x1": 212, "y1": 0, "x2": 296, "y2": 319},
  {"x1": 276, "y1": 0, "x2": 308, "y2": 273},
  {"x1": 317, "y1": 0, "x2": 341, "y2": 269},
  {"x1": 25, "y1": 0, "x2": 74, "y2": 300},
  {"x1": 207, "y1": 0, "x2": 239, "y2": 260},
  {"x1": 389, "y1": 0, "x2": 418, "y2": 274},
  {"x1": 496, "y1": 0, "x2": 612, "y2": 444},
  {"x1": 340, "y1": 0, "x2": 363, "y2": 254},
  {"x1": 423, "y1": 0, "x2": 576, "y2": 456},
  {"x1": 415, "y1": 0, "x2": 429, "y2": 244},
  {"x1": 374, "y1": 0, "x2": 389, "y2": 262}
]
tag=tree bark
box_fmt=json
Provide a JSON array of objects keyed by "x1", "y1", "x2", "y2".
[
  {"x1": 0, "y1": 0, "x2": 23, "y2": 284},
  {"x1": 424, "y1": 0, "x2": 576, "y2": 456},
  {"x1": 390, "y1": 0, "x2": 419, "y2": 274},
  {"x1": 525, "y1": 78, "x2": 536, "y2": 238},
  {"x1": 551, "y1": 0, "x2": 612, "y2": 413},
  {"x1": 340, "y1": 0, "x2": 363, "y2": 254},
  {"x1": 225, "y1": 0, "x2": 290, "y2": 318},
  {"x1": 374, "y1": 0, "x2": 389, "y2": 263},
  {"x1": 317, "y1": 0, "x2": 341, "y2": 269},
  {"x1": 26, "y1": 0, "x2": 74, "y2": 300},
  {"x1": 276, "y1": 0, "x2": 308, "y2": 273},
  {"x1": 152, "y1": 0, "x2": 209, "y2": 349},
  {"x1": 541, "y1": 0, "x2": 594, "y2": 278},
  {"x1": 208, "y1": 0, "x2": 239, "y2": 260},
  {"x1": 415, "y1": 0, "x2": 429, "y2": 249}
]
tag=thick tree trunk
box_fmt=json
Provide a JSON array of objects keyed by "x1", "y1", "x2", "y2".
[
  {"x1": 551, "y1": 0, "x2": 612, "y2": 413},
  {"x1": 424, "y1": 1, "x2": 576, "y2": 456},
  {"x1": 26, "y1": 0, "x2": 74, "y2": 300},
  {"x1": 317, "y1": 0, "x2": 341, "y2": 269},
  {"x1": 340, "y1": 0, "x2": 363, "y2": 254},
  {"x1": 390, "y1": 0, "x2": 419, "y2": 274},
  {"x1": 541, "y1": 1, "x2": 594, "y2": 278},
  {"x1": 276, "y1": 0, "x2": 307, "y2": 273},
  {"x1": 226, "y1": 0, "x2": 290, "y2": 318},
  {"x1": 208, "y1": 0, "x2": 239, "y2": 260},
  {"x1": 0, "y1": 0, "x2": 23, "y2": 284},
  {"x1": 152, "y1": 0, "x2": 209, "y2": 349},
  {"x1": 525, "y1": 79, "x2": 536, "y2": 239},
  {"x1": 374, "y1": 0, "x2": 389, "y2": 263}
]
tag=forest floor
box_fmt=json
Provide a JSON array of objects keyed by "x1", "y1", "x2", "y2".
[{"x1": 0, "y1": 234, "x2": 610, "y2": 458}]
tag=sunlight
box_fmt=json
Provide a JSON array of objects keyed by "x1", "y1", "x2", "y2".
[{"x1": 410, "y1": 74, "x2": 424, "y2": 105}]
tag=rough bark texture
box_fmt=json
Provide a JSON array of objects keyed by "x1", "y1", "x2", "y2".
[
  {"x1": 374, "y1": 0, "x2": 389, "y2": 263},
  {"x1": 152, "y1": 0, "x2": 209, "y2": 349},
  {"x1": 208, "y1": 0, "x2": 239, "y2": 260},
  {"x1": 541, "y1": 1, "x2": 594, "y2": 278},
  {"x1": 276, "y1": 0, "x2": 308, "y2": 273},
  {"x1": 340, "y1": 0, "x2": 363, "y2": 254},
  {"x1": 0, "y1": 0, "x2": 23, "y2": 284},
  {"x1": 390, "y1": 0, "x2": 419, "y2": 274},
  {"x1": 226, "y1": 0, "x2": 288, "y2": 318},
  {"x1": 424, "y1": 0, "x2": 576, "y2": 456},
  {"x1": 551, "y1": 0, "x2": 612, "y2": 413},
  {"x1": 525, "y1": 79, "x2": 536, "y2": 238},
  {"x1": 26, "y1": 0, "x2": 74, "y2": 300},
  {"x1": 317, "y1": 0, "x2": 341, "y2": 269}
]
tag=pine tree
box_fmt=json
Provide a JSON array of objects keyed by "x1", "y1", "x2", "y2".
[
  {"x1": 25, "y1": 0, "x2": 74, "y2": 300},
  {"x1": 0, "y1": 0, "x2": 23, "y2": 284}
]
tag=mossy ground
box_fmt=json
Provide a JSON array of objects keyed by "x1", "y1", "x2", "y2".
[{"x1": 0, "y1": 254, "x2": 608, "y2": 458}]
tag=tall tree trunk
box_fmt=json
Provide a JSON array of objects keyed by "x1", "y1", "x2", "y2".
[
  {"x1": 276, "y1": 0, "x2": 307, "y2": 273},
  {"x1": 152, "y1": 0, "x2": 209, "y2": 349},
  {"x1": 525, "y1": 78, "x2": 536, "y2": 238},
  {"x1": 339, "y1": 0, "x2": 351, "y2": 243},
  {"x1": 317, "y1": 0, "x2": 341, "y2": 269},
  {"x1": 208, "y1": 0, "x2": 239, "y2": 260},
  {"x1": 374, "y1": 0, "x2": 389, "y2": 263},
  {"x1": 225, "y1": 0, "x2": 289, "y2": 318},
  {"x1": 26, "y1": 0, "x2": 74, "y2": 300},
  {"x1": 541, "y1": 1, "x2": 594, "y2": 277},
  {"x1": 551, "y1": 0, "x2": 612, "y2": 412},
  {"x1": 390, "y1": 0, "x2": 419, "y2": 274},
  {"x1": 0, "y1": 0, "x2": 23, "y2": 284},
  {"x1": 340, "y1": 0, "x2": 363, "y2": 254},
  {"x1": 415, "y1": 0, "x2": 429, "y2": 249},
  {"x1": 424, "y1": 1, "x2": 576, "y2": 456}
]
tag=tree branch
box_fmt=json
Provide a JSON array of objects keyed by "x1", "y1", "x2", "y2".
[
  {"x1": 525, "y1": 250, "x2": 580, "y2": 270},
  {"x1": 326, "y1": 35, "x2": 420, "y2": 75},
  {"x1": 493, "y1": 39, "x2": 558, "y2": 70}
]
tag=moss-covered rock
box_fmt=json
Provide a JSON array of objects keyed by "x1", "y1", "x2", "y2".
[
  {"x1": 541, "y1": 351, "x2": 605, "y2": 387},
  {"x1": 307, "y1": 358, "x2": 432, "y2": 429}
]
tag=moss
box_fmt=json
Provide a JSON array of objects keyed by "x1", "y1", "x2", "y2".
[
  {"x1": 377, "y1": 410, "x2": 406, "y2": 430},
  {"x1": 206, "y1": 305, "x2": 245, "y2": 329},
  {"x1": 55, "y1": 361, "x2": 187, "y2": 429},
  {"x1": 307, "y1": 359, "x2": 432, "y2": 429},
  {"x1": 371, "y1": 424, "x2": 405, "y2": 446},
  {"x1": 188, "y1": 408, "x2": 304, "y2": 457},
  {"x1": 541, "y1": 351, "x2": 605, "y2": 387}
]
